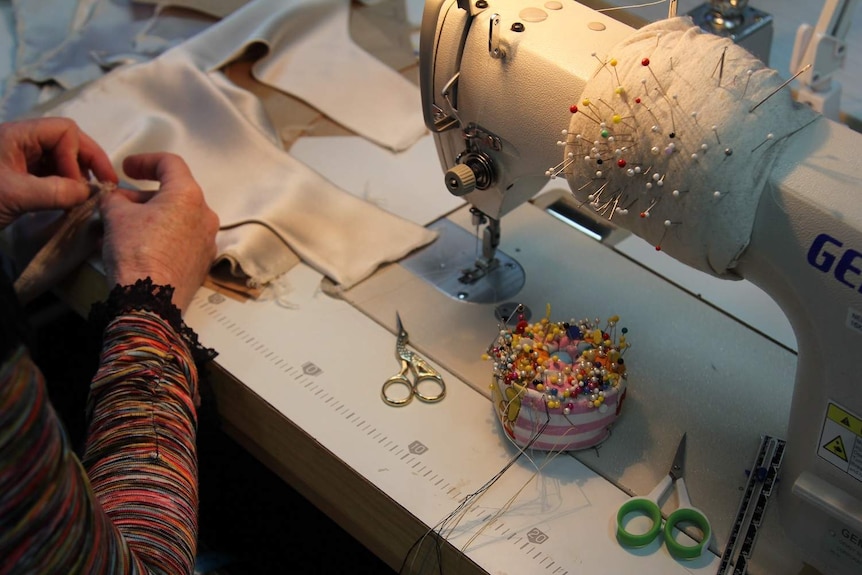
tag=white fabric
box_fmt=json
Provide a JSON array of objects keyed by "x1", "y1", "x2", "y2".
[
  {"x1": 45, "y1": 46, "x2": 435, "y2": 288},
  {"x1": 290, "y1": 134, "x2": 466, "y2": 226},
  {"x1": 6, "y1": 0, "x2": 435, "y2": 288},
  {"x1": 565, "y1": 17, "x2": 819, "y2": 277},
  {"x1": 179, "y1": 0, "x2": 426, "y2": 152},
  {"x1": 3, "y1": 0, "x2": 425, "y2": 149}
]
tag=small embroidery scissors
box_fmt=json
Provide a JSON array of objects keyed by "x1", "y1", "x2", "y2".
[
  {"x1": 616, "y1": 433, "x2": 712, "y2": 560},
  {"x1": 381, "y1": 312, "x2": 446, "y2": 407}
]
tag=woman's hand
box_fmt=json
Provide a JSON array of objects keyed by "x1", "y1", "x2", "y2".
[
  {"x1": 0, "y1": 118, "x2": 117, "y2": 229},
  {"x1": 100, "y1": 153, "x2": 219, "y2": 313}
]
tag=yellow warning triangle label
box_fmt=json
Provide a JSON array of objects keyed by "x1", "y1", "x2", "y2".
[
  {"x1": 827, "y1": 404, "x2": 862, "y2": 436},
  {"x1": 824, "y1": 435, "x2": 848, "y2": 462}
]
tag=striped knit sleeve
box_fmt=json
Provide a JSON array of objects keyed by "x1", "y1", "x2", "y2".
[
  {"x1": 82, "y1": 309, "x2": 201, "y2": 574},
  {"x1": 1, "y1": 346, "x2": 130, "y2": 574},
  {"x1": 0, "y1": 309, "x2": 201, "y2": 575}
]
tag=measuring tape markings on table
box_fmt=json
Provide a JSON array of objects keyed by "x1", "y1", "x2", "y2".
[
  {"x1": 190, "y1": 292, "x2": 576, "y2": 574},
  {"x1": 193, "y1": 295, "x2": 462, "y2": 487}
]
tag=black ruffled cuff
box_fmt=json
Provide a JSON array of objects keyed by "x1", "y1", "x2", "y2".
[{"x1": 88, "y1": 278, "x2": 217, "y2": 369}]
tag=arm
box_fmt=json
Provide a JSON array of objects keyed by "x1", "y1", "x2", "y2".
[
  {"x1": 78, "y1": 148, "x2": 219, "y2": 572},
  {"x1": 0, "y1": 118, "x2": 219, "y2": 574},
  {"x1": 83, "y1": 300, "x2": 206, "y2": 574},
  {"x1": 0, "y1": 285, "x2": 206, "y2": 574}
]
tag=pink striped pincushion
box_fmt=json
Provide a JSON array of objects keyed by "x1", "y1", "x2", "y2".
[{"x1": 487, "y1": 314, "x2": 629, "y2": 451}]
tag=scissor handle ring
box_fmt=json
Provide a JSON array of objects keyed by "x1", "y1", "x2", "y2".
[
  {"x1": 414, "y1": 376, "x2": 446, "y2": 403},
  {"x1": 382, "y1": 376, "x2": 414, "y2": 407},
  {"x1": 663, "y1": 507, "x2": 711, "y2": 560},
  {"x1": 616, "y1": 497, "x2": 663, "y2": 548}
]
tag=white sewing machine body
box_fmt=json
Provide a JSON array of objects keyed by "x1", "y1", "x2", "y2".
[
  {"x1": 419, "y1": 0, "x2": 633, "y2": 219},
  {"x1": 420, "y1": 1, "x2": 862, "y2": 573}
]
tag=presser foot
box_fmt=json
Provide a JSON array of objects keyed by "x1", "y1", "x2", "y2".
[
  {"x1": 458, "y1": 255, "x2": 499, "y2": 284},
  {"x1": 400, "y1": 219, "x2": 524, "y2": 304}
]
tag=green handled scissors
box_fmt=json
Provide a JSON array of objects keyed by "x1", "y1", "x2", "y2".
[
  {"x1": 381, "y1": 312, "x2": 446, "y2": 407},
  {"x1": 616, "y1": 433, "x2": 712, "y2": 560}
]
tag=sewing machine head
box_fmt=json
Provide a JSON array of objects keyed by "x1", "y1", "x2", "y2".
[
  {"x1": 420, "y1": 2, "x2": 862, "y2": 574},
  {"x1": 419, "y1": 1, "x2": 632, "y2": 222}
]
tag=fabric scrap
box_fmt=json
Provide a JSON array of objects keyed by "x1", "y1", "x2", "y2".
[{"x1": 45, "y1": 48, "x2": 435, "y2": 288}]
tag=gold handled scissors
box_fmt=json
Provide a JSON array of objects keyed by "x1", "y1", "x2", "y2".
[
  {"x1": 381, "y1": 312, "x2": 446, "y2": 407},
  {"x1": 616, "y1": 433, "x2": 712, "y2": 560}
]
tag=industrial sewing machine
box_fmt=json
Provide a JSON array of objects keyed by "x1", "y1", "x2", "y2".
[{"x1": 419, "y1": 1, "x2": 862, "y2": 574}]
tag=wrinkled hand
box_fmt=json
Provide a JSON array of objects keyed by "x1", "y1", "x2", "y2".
[
  {"x1": 101, "y1": 154, "x2": 219, "y2": 313},
  {"x1": 0, "y1": 118, "x2": 117, "y2": 229}
]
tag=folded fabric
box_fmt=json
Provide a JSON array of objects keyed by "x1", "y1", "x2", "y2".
[
  {"x1": 45, "y1": 47, "x2": 436, "y2": 289},
  {"x1": 179, "y1": 0, "x2": 426, "y2": 152}
]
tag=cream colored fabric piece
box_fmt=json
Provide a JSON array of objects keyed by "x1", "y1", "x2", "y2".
[
  {"x1": 180, "y1": 0, "x2": 426, "y2": 152},
  {"x1": 290, "y1": 134, "x2": 466, "y2": 226},
  {"x1": 46, "y1": 48, "x2": 436, "y2": 288},
  {"x1": 565, "y1": 17, "x2": 819, "y2": 277}
]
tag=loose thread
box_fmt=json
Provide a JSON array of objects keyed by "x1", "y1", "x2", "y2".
[
  {"x1": 460, "y1": 423, "x2": 574, "y2": 552},
  {"x1": 398, "y1": 411, "x2": 551, "y2": 575}
]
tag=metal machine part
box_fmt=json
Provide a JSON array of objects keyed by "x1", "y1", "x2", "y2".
[
  {"x1": 420, "y1": 0, "x2": 631, "y2": 220},
  {"x1": 446, "y1": 138, "x2": 497, "y2": 195},
  {"x1": 399, "y1": 218, "x2": 524, "y2": 304},
  {"x1": 418, "y1": 0, "x2": 630, "y2": 300},
  {"x1": 717, "y1": 436, "x2": 786, "y2": 575},
  {"x1": 437, "y1": 120, "x2": 509, "y2": 291},
  {"x1": 688, "y1": 0, "x2": 774, "y2": 64},
  {"x1": 421, "y1": 2, "x2": 862, "y2": 574},
  {"x1": 790, "y1": 0, "x2": 859, "y2": 120}
]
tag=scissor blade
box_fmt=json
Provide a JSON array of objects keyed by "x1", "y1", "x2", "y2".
[
  {"x1": 395, "y1": 311, "x2": 408, "y2": 342},
  {"x1": 670, "y1": 433, "x2": 687, "y2": 480}
]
